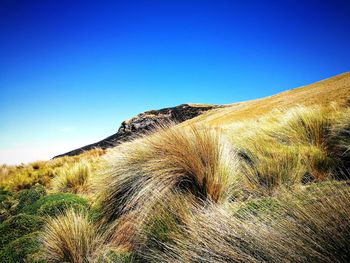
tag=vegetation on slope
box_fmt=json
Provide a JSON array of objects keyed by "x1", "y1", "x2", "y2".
[
  {"x1": 189, "y1": 71, "x2": 350, "y2": 126},
  {"x1": 94, "y1": 103, "x2": 350, "y2": 262},
  {"x1": 0, "y1": 73, "x2": 350, "y2": 262},
  {"x1": 140, "y1": 182, "x2": 350, "y2": 263},
  {"x1": 0, "y1": 148, "x2": 105, "y2": 192}
]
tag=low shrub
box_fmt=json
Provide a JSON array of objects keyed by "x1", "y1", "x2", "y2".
[
  {"x1": 0, "y1": 214, "x2": 44, "y2": 250},
  {"x1": 0, "y1": 232, "x2": 43, "y2": 263},
  {"x1": 0, "y1": 188, "x2": 12, "y2": 203},
  {"x1": 0, "y1": 188, "x2": 13, "y2": 223},
  {"x1": 22, "y1": 193, "x2": 89, "y2": 217},
  {"x1": 96, "y1": 249, "x2": 132, "y2": 263},
  {"x1": 14, "y1": 185, "x2": 46, "y2": 213}
]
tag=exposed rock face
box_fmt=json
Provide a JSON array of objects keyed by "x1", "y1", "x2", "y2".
[{"x1": 54, "y1": 104, "x2": 220, "y2": 158}]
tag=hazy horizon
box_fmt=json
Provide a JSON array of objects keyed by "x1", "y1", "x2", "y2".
[{"x1": 1, "y1": 0, "x2": 350, "y2": 165}]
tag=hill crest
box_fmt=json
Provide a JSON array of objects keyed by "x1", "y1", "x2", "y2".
[{"x1": 55, "y1": 71, "x2": 350, "y2": 158}]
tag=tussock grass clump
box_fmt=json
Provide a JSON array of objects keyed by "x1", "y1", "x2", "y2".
[
  {"x1": 52, "y1": 160, "x2": 91, "y2": 194},
  {"x1": 229, "y1": 105, "x2": 350, "y2": 197},
  {"x1": 274, "y1": 106, "x2": 335, "y2": 146},
  {"x1": 141, "y1": 181, "x2": 350, "y2": 263},
  {"x1": 40, "y1": 209, "x2": 103, "y2": 263},
  {"x1": 269, "y1": 105, "x2": 350, "y2": 178},
  {"x1": 237, "y1": 140, "x2": 307, "y2": 196},
  {"x1": 0, "y1": 165, "x2": 9, "y2": 178},
  {"x1": 97, "y1": 125, "x2": 238, "y2": 224},
  {"x1": 0, "y1": 149, "x2": 105, "y2": 192},
  {"x1": 327, "y1": 116, "x2": 350, "y2": 178}
]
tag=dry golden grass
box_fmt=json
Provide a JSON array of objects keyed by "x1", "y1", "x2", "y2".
[
  {"x1": 188, "y1": 71, "x2": 350, "y2": 127},
  {"x1": 0, "y1": 148, "x2": 106, "y2": 192},
  {"x1": 4, "y1": 73, "x2": 350, "y2": 262},
  {"x1": 95, "y1": 124, "x2": 239, "y2": 246},
  {"x1": 94, "y1": 102, "x2": 350, "y2": 254},
  {"x1": 139, "y1": 181, "x2": 350, "y2": 263},
  {"x1": 0, "y1": 163, "x2": 55, "y2": 191},
  {"x1": 221, "y1": 104, "x2": 350, "y2": 198},
  {"x1": 52, "y1": 160, "x2": 91, "y2": 194},
  {"x1": 40, "y1": 209, "x2": 104, "y2": 263}
]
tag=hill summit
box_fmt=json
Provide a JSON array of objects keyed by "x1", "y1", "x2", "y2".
[
  {"x1": 54, "y1": 103, "x2": 220, "y2": 158},
  {"x1": 56, "y1": 72, "x2": 350, "y2": 158}
]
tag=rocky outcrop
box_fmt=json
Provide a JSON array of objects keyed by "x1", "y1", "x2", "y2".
[{"x1": 54, "y1": 104, "x2": 220, "y2": 158}]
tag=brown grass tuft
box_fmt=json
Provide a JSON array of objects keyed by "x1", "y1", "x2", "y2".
[
  {"x1": 52, "y1": 160, "x2": 91, "y2": 194},
  {"x1": 139, "y1": 181, "x2": 350, "y2": 263},
  {"x1": 95, "y1": 124, "x2": 238, "y2": 245},
  {"x1": 40, "y1": 209, "x2": 104, "y2": 263}
]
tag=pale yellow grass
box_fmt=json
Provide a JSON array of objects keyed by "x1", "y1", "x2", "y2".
[
  {"x1": 186, "y1": 71, "x2": 350, "y2": 127},
  {"x1": 139, "y1": 181, "x2": 350, "y2": 263},
  {"x1": 40, "y1": 209, "x2": 104, "y2": 263}
]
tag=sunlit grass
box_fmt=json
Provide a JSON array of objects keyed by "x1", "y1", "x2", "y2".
[
  {"x1": 40, "y1": 209, "x2": 103, "y2": 263},
  {"x1": 94, "y1": 124, "x2": 239, "y2": 249},
  {"x1": 2, "y1": 100, "x2": 350, "y2": 262},
  {"x1": 52, "y1": 160, "x2": 91, "y2": 194},
  {"x1": 0, "y1": 148, "x2": 105, "y2": 192},
  {"x1": 138, "y1": 181, "x2": 350, "y2": 263}
]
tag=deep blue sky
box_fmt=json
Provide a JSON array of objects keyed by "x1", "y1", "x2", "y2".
[{"x1": 1, "y1": 0, "x2": 350, "y2": 164}]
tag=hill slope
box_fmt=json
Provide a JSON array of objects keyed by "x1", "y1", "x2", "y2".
[
  {"x1": 187, "y1": 71, "x2": 350, "y2": 126},
  {"x1": 2, "y1": 71, "x2": 350, "y2": 263},
  {"x1": 56, "y1": 72, "x2": 350, "y2": 158}
]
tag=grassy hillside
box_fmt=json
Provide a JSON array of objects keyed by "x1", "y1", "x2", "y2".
[
  {"x1": 189, "y1": 71, "x2": 350, "y2": 126},
  {"x1": 0, "y1": 72, "x2": 350, "y2": 262}
]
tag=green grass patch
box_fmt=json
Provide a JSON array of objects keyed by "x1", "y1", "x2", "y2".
[
  {"x1": 235, "y1": 197, "x2": 282, "y2": 218},
  {"x1": 22, "y1": 193, "x2": 89, "y2": 217},
  {"x1": 97, "y1": 250, "x2": 132, "y2": 263}
]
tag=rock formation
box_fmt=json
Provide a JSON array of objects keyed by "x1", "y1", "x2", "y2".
[{"x1": 54, "y1": 103, "x2": 220, "y2": 158}]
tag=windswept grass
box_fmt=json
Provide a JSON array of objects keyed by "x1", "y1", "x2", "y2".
[
  {"x1": 40, "y1": 208, "x2": 131, "y2": 263},
  {"x1": 2, "y1": 84, "x2": 350, "y2": 262},
  {"x1": 52, "y1": 160, "x2": 91, "y2": 194},
  {"x1": 93, "y1": 104, "x2": 350, "y2": 253},
  {"x1": 40, "y1": 209, "x2": 104, "y2": 263},
  {"x1": 97, "y1": 125, "x2": 238, "y2": 223},
  {"x1": 227, "y1": 105, "x2": 350, "y2": 197},
  {"x1": 139, "y1": 181, "x2": 350, "y2": 263},
  {"x1": 0, "y1": 148, "x2": 105, "y2": 192}
]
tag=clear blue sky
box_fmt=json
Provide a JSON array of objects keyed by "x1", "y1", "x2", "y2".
[{"x1": 1, "y1": 0, "x2": 350, "y2": 164}]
